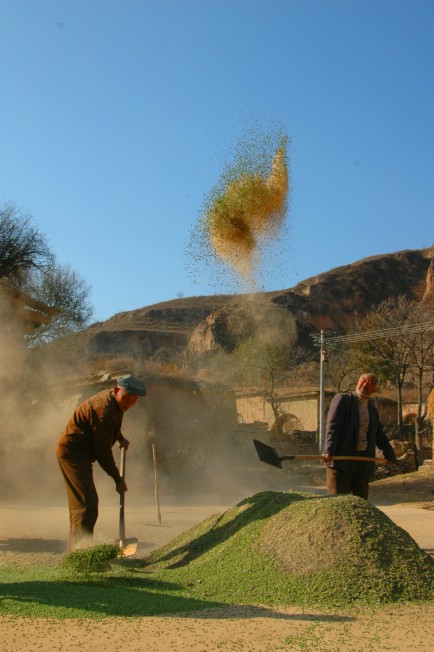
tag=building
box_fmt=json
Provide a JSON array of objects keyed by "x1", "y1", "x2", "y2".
[
  {"x1": 0, "y1": 280, "x2": 58, "y2": 334},
  {"x1": 235, "y1": 386, "x2": 397, "y2": 440}
]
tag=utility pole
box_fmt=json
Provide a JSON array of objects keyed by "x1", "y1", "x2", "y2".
[{"x1": 319, "y1": 329, "x2": 325, "y2": 453}]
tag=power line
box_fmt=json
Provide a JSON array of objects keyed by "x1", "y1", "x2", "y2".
[{"x1": 313, "y1": 321, "x2": 434, "y2": 346}]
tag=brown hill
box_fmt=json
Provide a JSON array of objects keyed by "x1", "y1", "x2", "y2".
[{"x1": 83, "y1": 247, "x2": 433, "y2": 370}]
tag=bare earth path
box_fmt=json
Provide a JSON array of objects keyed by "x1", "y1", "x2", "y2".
[{"x1": 1, "y1": 469, "x2": 433, "y2": 651}]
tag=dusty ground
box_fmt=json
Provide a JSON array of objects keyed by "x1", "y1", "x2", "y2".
[{"x1": 1, "y1": 466, "x2": 433, "y2": 651}]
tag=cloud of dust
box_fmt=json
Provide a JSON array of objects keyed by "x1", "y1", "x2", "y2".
[
  {"x1": 0, "y1": 300, "x2": 83, "y2": 507},
  {"x1": 0, "y1": 297, "x2": 309, "y2": 549},
  {"x1": 180, "y1": 120, "x2": 302, "y2": 502},
  {"x1": 144, "y1": 295, "x2": 302, "y2": 504},
  {"x1": 1, "y1": 123, "x2": 294, "y2": 532}
]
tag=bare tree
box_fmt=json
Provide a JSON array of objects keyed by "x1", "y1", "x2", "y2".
[
  {"x1": 1, "y1": 201, "x2": 94, "y2": 344},
  {"x1": 353, "y1": 296, "x2": 432, "y2": 441},
  {"x1": 405, "y1": 306, "x2": 434, "y2": 449},
  {"x1": 0, "y1": 202, "x2": 52, "y2": 284},
  {"x1": 324, "y1": 341, "x2": 363, "y2": 392},
  {"x1": 234, "y1": 337, "x2": 307, "y2": 439},
  {"x1": 25, "y1": 261, "x2": 93, "y2": 345}
]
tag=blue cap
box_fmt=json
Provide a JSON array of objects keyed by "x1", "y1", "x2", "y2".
[{"x1": 116, "y1": 375, "x2": 147, "y2": 396}]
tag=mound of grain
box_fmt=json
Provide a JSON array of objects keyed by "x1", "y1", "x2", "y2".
[
  {"x1": 144, "y1": 491, "x2": 434, "y2": 607},
  {"x1": 259, "y1": 495, "x2": 417, "y2": 573}
]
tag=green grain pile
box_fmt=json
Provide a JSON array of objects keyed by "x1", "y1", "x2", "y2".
[
  {"x1": 144, "y1": 491, "x2": 434, "y2": 607},
  {"x1": 1, "y1": 493, "x2": 433, "y2": 619}
]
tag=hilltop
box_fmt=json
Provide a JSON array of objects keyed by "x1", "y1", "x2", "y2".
[{"x1": 81, "y1": 247, "x2": 433, "y2": 372}]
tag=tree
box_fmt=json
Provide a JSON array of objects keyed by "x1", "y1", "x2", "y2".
[
  {"x1": 25, "y1": 261, "x2": 93, "y2": 345},
  {"x1": 234, "y1": 341, "x2": 299, "y2": 439},
  {"x1": 0, "y1": 201, "x2": 93, "y2": 344},
  {"x1": 0, "y1": 201, "x2": 52, "y2": 284},
  {"x1": 353, "y1": 296, "x2": 433, "y2": 442},
  {"x1": 405, "y1": 306, "x2": 434, "y2": 450},
  {"x1": 323, "y1": 341, "x2": 363, "y2": 393}
]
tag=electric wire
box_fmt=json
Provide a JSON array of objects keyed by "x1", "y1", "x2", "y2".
[{"x1": 313, "y1": 321, "x2": 434, "y2": 346}]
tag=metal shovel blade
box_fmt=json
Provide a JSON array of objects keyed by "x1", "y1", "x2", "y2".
[
  {"x1": 119, "y1": 537, "x2": 138, "y2": 557},
  {"x1": 253, "y1": 439, "x2": 286, "y2": 469}
]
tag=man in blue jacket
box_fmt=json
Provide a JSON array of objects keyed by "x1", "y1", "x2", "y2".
[{"x1": 322, "y1": 373, "x2": 397, "y2": 499}]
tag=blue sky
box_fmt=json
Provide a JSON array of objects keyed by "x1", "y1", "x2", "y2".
[{"x1": 1, "y1": 0, "x2": 433, "y2": 322}]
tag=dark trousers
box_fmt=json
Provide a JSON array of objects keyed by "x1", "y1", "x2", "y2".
[
  {"x1": 57, "y1": 449, "x2": 99, "y2": 550},
  {"x1": 326, "y1": 466, "x2": 369, "y2": 500}
]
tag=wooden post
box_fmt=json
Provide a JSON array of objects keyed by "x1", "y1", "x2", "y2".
[{"x1": 152, "y1": 442, "x2": 162, "y2": 524}]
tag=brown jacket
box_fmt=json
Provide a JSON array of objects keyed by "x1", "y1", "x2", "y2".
[{"x1": 57, "y1": 389, "x2": 123, "y2": 483}]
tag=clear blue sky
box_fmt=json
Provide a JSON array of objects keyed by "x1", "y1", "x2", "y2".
[{"x1": 1, "y1": 0, "x2": 433, "y2": 322}]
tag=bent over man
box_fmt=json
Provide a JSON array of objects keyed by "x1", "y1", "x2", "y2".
[
  {"x1": 56, "y1": 375, "x2": 146, "y2": 550},
  {"x1": 322, "y1": 373, "x2": 396, "y2": 500}
]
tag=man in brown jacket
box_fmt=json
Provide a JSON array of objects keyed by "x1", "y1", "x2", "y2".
[{"x1": 57, "y1": 375, "x2": 146, "y2": 550}]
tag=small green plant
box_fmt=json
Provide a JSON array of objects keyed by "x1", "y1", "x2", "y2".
[{"x1": 60, "y1": 544, "x2": 121, "y2": 575}]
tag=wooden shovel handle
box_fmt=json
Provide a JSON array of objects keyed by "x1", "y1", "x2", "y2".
[
  {"x1": 284, "y1": 454, "x2": 391, "y2": 465},
  {"x1": 331, "y1": 455, "x2": 391, "y2": 464},
  {"x1": 119, "y1": 447, "x2": 126, "y2": 542}
]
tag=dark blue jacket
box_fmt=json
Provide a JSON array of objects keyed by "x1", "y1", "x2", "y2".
[{"x1": 323, "y1": 392, "x2": 396, "y2": 479}]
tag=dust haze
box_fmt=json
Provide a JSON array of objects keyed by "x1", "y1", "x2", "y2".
[
  {"x1": 0, "y1": 295, "x2": 305, "y2": 539},
  {"x1": 0, "y1": 300, "x2": 78, "y2": 505},
  {"x1": 1, "y1": 124, "x2": 309, "y2": 546}
]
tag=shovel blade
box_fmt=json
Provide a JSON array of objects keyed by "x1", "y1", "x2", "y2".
[
  {"x1": 253, "y1": 439, "x2": 283, "y2": 469},
  {"x1": 118, "y1": 537, "x2": 138, "y2": 557}
]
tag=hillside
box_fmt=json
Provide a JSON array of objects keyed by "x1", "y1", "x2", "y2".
[{"x1": 82, "y1": 247, "x2": 433, "y2": 371}]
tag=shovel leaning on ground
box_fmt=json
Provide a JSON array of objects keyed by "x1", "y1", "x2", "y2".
[
  {"x1": 117, "y1": 446, "x2": 138, "y2": 556},
  {"x1": 253, "y1": 439, "x2": 391, "y2": 470}
]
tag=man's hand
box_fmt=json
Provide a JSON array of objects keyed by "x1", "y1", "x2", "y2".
[
  {"x1": 116, "y1": 479, "x2": 128, "y2": 494},
  {"x1": 321, "y1": 453, "x2": 332, "y2": 463},
  {"x1": 118, "y1": 437, "x2": 130, "y2": 450}
]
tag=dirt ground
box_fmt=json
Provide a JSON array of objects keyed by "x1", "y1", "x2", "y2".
[{"x1": 1, "y1": 466, "x2": 433, "y2": 651}]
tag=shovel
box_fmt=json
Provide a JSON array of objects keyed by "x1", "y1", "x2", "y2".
[
  {"x1": 253, "y1": 439, "x2": 391, "y2": 470},
  {"x1": 117, "y1": 446, "x2": 138, "y2": 556}
]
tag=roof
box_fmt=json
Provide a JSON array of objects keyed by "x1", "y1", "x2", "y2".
[{"x1": 0, "y1": 280, "x2": 58, "y2": 331}]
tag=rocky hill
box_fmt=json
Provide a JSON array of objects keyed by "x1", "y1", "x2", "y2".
[{"x1": 83, "y1": 247, "x2": 433, "y2": 372}]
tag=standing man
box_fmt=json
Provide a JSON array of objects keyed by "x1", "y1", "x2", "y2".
[
  {"x1": 322, "y1": 373, "x2": 396, "y2": 499},
  {"x1": 57, "y1": 375, "x2": 147, "y2": 550}
]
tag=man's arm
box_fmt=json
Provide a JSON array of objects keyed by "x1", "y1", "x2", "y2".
[
  {"x1": 90, "y1": 413, "x2": 123, "y2": 483},
  {"x1": 375, "y1": 420, "x2": 397, "y2": 463},
  {"x1": 323, "y1": 393, "x2": 346, "y2": 456}
]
